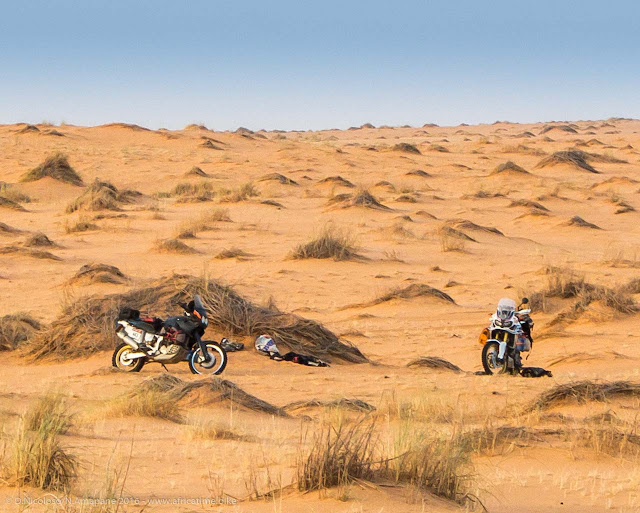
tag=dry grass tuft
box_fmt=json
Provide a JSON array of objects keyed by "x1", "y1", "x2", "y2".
[
  {"x1": 220, "y1": 182, "x2": 259, "y2": 203},
  {"x1": 491, "y1": 161, "x2": 529, "y2": 175},
  {"x1": 393, "y1": 143, "x2": 421, "y2": 154},
  {"x1": 154, "y1": 238, "x2": 198, "y2": 254},
  {"x1": 284, "y1": 398, "x2": 376, "y2": 413},
  {"x1": 0, "y1": 183, "x2": 32, "y2": 204},
  {"x1": 0, "y1": 222, "x2": 23, "y2": 234},
  {"x1": 0, "y1": 245, "x2": 61, "y2": 260},
  {"x1": 64, "y1": 216, "x2": 100, "y2": 234},
  {"x1": 407, "y1": 356, "x2": 463, "y2": 372},
  {"x1": 104, "y1": 389, "x2": 185, "y2": 423},
  {"x1": 66, "y1": 179, "x2": 140, "y2": 213},
  {"x1": 535, "y1": 150, "x2": 599, "y2": 173},
  {"x1": 23, "y1": 232, "x2": 57, "y2": 247},
  {"x1": 0, "y1": 313, "x2": 41, "y2": 351},
  {"x1": 317, "y1": 176, "x2": 355, "y2": 188},
  {"x1": 25, "y1": 274, "x2": 366, "y2": 362},
  {"x1": 185, "y1": 166, "x2": 209, "y2": 177},
  {"x1": 214, "y1": 247, "x2": 250, "y2": 260},
  {"x1": 291, "y1": 226, "x2": 361, "y2": 261},
  {"x1": 565, "y1": 216, "x2": 601, "y2": 229},
  {"x1": 68, "y1": 263, "x2": 128, "y2": 285},
  {"x1": 3, "y1": 394, "x2": 77, "y2": 490},
  {"x1": 527, "y1": 380, "x2": 640, "y2": 411},
  {"x1": 21, "y1": 153, "x2": 84, "y2": 185},
  {"x1": 346, "y1": 284, "x2": 454, "y2": 309},
  {"x1": 168, "y1": 181, "x2": 217, "y2": 202},
  {"x1": 258, "y1": 173, "x2": 298, "y2": 185},
  {"x1": 447, "y1": 219, "x2": 503, "y2": 236},
  {"x1": 0, "y1": 196, "x2": 27, "y2": 211},
  {"x1": 509, "y1": 199, "x2": 550, "y2": 212}
]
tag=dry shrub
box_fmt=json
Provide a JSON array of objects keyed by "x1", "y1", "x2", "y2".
[
  {"x1": 25, "y1": 275, "x2": 367, "y2": 362},
  {"x1": 491, "y1": 161, "x2": 529, "y2": 175},
  {"x1": 501, "y1": 144, "x2": 546, "y2": 156},
  {"x1": 509, "y1": 199, "x2": 550, "y2": 211},
  {"x1": 291, "y1": 226, "x2": 360, "y2": 261},
  {"x1": 138, "y1": 374, "x2": 289, "y2": 416},
  {"x1": 215, "y1": 247, "x2": 250, "y2": 259},
  {"x1": 169, "y1": 181, "x2": 217, "y2": 202},
  {"x1": 565, "y1": 216, "x2": 601, "y2": 229},
  {"x1": 261, "y1": 199, "x2": 284, "y2": 208},
  {"x1": 393, "y1": 143, "x2": 421, "y2": 154},
  {"x1": 64, "y1": 216, "x2": 100, "y2": 234},
  {"x1": 201, "y1": 207, "x2": 232, "y2": 223},
  {"x1": 0, "y1": 222, "x2": 23, "y2": 234},
  {"x1": 23, "y1": 232, "x2": 57, "y2": 247},
  {"x1": 104, "y1": 389, "x2": 185, "y2": 423},
  {"x1": 20, "y1": 153, "x2": 84, "y2": 185},
  {"x1": 428, "y1": 144, "x2": 449, "y2": 152},
  {"x1": 341, "y1": 187, "x2": 391, "y2": 211},
  {"x1": 284, "y1": 398, "x2": 375, "y2": 414},
  {"x1": 460, "y1": 425, "x2": 533, "y2": 455},
  {"x1": 185, "y1": 166, "x2": 209, "y2": 177},
  {"x1": 187, "y1": 419, "x2": 249, "y2": 442},
  {"x1": 0, "y1": 183, "x2": 32, "y2": 203},
  {"x1": 346, "y1": 284, "x2": 454, "y2": 309},
  {"x1": 527, "y1": 380, "x2": 640, "y2": 411},
  {"x1": 257, "y1": 173, "x2": 298, "y2": 185},
  {"x1": 68, "y1": 263, "x2": 128, "y2": 285},
  {"x1": 539, "y1": 124, "x2": 578, "y2": 134},
  {"x1": 0, "y1": 313, "x2": 41, "y2": 350},
  {"x1": 534, "y1": 150, "x2": 599, "y2": 173},
  {"x1": 0, "y1": 245, "x2": 61, "y2": 260},
  {"x1": 220, "y1": 182, "x2": 259, "y2": 203},
  {"x1": 439, "y1": 228, "x2": 467, "y2": 252},
  {"x1": 317, "y1": 176, "x2": 355, "y2": 188},
  {"x1": 447, "y1": 219, "x2": 503, "y2": 236},
  {"x1": 406, "y1": 169, "x2": 431, "y2": 178},
  {"x1": 407, "y1": 356, "x2": 463, "y2": 373},
  {"x1": 4, "y1": 394, "x2": 76, "y2": 491},
  {"x1": 154, "y1": 238, "x2": 198, "y2": 254},
  {"x1": 66, "y1": 179, "x2": 140, "y2": 213},
  {"x1": 0, "y1": 196, "x2": 26, "y2": 211}
]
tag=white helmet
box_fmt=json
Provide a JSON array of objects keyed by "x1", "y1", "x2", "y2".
[
  {"x1": 255, "y1": 334, "x2": 279, "y2": 356},
  {"x1": 496, "y1": 298, "x2": 516, "y2": 321}
]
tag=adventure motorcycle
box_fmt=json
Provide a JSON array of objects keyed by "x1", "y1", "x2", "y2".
[
  {"x1": 112, "y1": 295, "x2": 227, "y2": 375},
  {"x1": 479, "y1": 297, "x2": 534, "y2": 375}
]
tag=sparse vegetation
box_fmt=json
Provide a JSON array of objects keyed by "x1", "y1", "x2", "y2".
[
  {"x1": 64, "y1": 216, "x2": 100, "y2": 233},
  {"x1": 66, "y1": 179, "x2": 140, "y2": 213},
  {"x1": 291, "y1": 226, "x2": 360, "y2": 261},
  {"x1": 154, "y1": 238, "x2": 198, "y2": 254},
  {"x1": 21, "y1": 153, "x2": 84, "y2": 185},
  {"x1": 220, "y1": 182, "x2": 259, "y2": 203},
  {"x1": 0, "y1": 183, "x2": 32, "y2": 203},
  {"x1": 0, "y1": 313, "x2": 41, "y2": 351},
  {"x1": 215, "y1": 247, "x2": 250, "y2": 259}
]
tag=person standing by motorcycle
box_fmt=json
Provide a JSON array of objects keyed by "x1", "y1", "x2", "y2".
[{"x1": 490, "y1": 298, "x2": 521, "y2": 363}]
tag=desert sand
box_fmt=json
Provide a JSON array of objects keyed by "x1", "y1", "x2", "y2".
[{"x1": 0, "y1": 119, "x2": 639, "y2": 512}]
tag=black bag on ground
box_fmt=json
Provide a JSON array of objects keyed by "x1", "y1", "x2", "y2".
[
  {"x1": 520, "y1": 366, "x2": 553, "y2": 378},
  {"x1": 281, "y1": 351, "x2": 329, "y2": 367}
]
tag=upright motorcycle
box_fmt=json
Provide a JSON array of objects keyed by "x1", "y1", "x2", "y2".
[
  {"x1": 479, "y1": 297, "x2": 534, "y2": 375},
  {"x1": 112, "y1": 295, "x2": 227, "y2": 375}
]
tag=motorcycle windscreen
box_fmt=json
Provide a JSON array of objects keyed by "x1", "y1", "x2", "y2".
[{"x1": 193, "y1": 295, "x2": 207, "y2": 318}]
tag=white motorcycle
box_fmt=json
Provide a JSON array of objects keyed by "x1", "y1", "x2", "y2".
[
  {"x1": 479, "y1": 298, "x2": 534, "y2": 375},
  {"x1": 112, "y1": 295, "x2": 227, "y2": 375}
]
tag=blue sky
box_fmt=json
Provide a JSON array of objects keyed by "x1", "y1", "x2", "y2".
[{"x1": 1, "y1": 0, "x2": 638, "y2": 130}]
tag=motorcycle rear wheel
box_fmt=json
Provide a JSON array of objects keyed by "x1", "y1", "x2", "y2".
[
  {"x1": 189, "y1": 343, "x2": 227, "y2": 375},
  {"x1": 482, "y1": 341, "x2": 507, "y2": 375},
  {"x1": 112, "y1": 342, "x2": 145, "y2": 372}
]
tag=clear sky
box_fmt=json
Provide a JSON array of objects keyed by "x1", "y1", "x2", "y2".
[{"x1": 1, "y1": 0, "x2": 638, "y2": 131}]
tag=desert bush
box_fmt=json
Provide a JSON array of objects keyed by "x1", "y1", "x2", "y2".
[
  {"x1": 4, "y1": 396, "x2": 76, "y2": 490},
  {"x1": 439, "y1": 228, "x2": 466, "y2": 252},
  {"x1": 0, "y1": 183, "x2": 32, "y2": 203},
  {"x1": 68, "y1": 263, "x2": 128, "y2": 286},
  {"x1": 290, "y1": 226, "x2": 360, "y2": 261},
  {"x1": 527, "y1": 380, "x2": 640, "y2": 411},
  {"x1": 103, "y1": 389, "x2": 184, "y2": 423},
  {"x1": 0, "y1": 313, "x2": 41, "y2": 350},
  {"x1": 64, "y1": 216, "x2": 100, "y2": 234},
  {"x1": 66, "y1": 179, "x2": 140, "y2": 213},
  {"x1": 220, "y1": 182, "x2": 259, "y2": 203},
  {"x1": 215, "y1": 247, "x2": 250, "y2": 259},
  {"x1": 171, "y1": 181, "x2": 217, "y2": 202},
  {"x1": 20, "y1": 153, "x2": 84, "y2": 185},
  {"x1": 154, "y1": 238, "x2": 198, "y2": 254}
]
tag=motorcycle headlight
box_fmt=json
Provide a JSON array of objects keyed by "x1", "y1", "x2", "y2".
[{"x1": 202, "y1": 317, "x2": 209, "y2": 327}]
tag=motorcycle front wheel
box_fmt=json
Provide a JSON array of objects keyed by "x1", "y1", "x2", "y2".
[
  {"x1": 482, "y1": 341, "x2": 507, "y2": 375},
  {"x1": 189, "y1": 343, "x2": 227, "y2": 375},
  {"x1": 112, "y1": 342, "x2": 145, "y2": 372}
]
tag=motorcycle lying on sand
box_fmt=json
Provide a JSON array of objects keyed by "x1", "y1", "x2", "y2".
[
  {"x1": 112, "y1": 295, "x2": 227, "y2": 375},
  {"x1": 479, "y1": 298, "x2": 534, "y2": 375}
]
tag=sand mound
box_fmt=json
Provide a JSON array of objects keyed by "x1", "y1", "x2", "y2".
[
  {"x1": 406, "y1": 356, "x2": 463, "y2": 372},
  {"x1": 548, "y1": 351, "x2": 634, "y2": 367},
  {"x1": 414, "y1": 210, "x2": 437, "y2": 219},
  {"x1": 23, "y1": 233, "x2": 57, "y2": 247},
  {"x1": 17, "y1": 124, "x2": 40, "y2": 134},
  {"x1": 138, "y1": 374, "x2": 289, "y2": 416},
  {"x1": 99, "y1": 123, "x2": 149, "y2": 131},
  {"x1": 258, "y1": 173, "x2": 298, "y2": 185},
  {"x1": 428, "y1": 144, "x2": 449, "y2": 152},
  {"x1": 283, "y1": 398, "x2": 375, "y2": 413},
  {"x1": 491, "y1": 161, "x2": 529, "y2": 175},
  {"x1": 0, "y1": 313, "x2": 41, "y2": 351},
  {"x1": 68, "y1": 263, "x2": 128, "y2": 285},
  {"x1": 509, "y1": 199, "x2": 550, "y2": 212},
  {"x1": 26, "y1": 274, "x2": 366, "y2": 363},
  {"x1": 0, "y1": 246, "x2": 61, "y2": 261},
  {"x1": 406, "y1": 169, "x2": 431, "y2": 178},
  {"x1": 154, "y1": 239, "x2": 198, "y2": 254},
  {"x1": 439, "y1": 226, "x2": 476, "y2": 242},
  {"x1": 0, "y1": 197, "x2": 26, "y2": 211},
  {"x1": 214, "y1": 248, "x2": 251, "y2": 260},
  {"x1": 0, "y1": 222, "x2": 23, "y2": 235},
  {"x1": 393, "y1": 143, "x2": 421, "y2": 154},
  {"x1": 327, "y1": 189, "x2": 391, "y2": 211},
  {"x1": 539, "y1": 124, "x2": 578, "y2": 134},
  {"x1": 534, "y1": 150, "x2": 599, "y2": 173},
  {"x1": 316, "y1": 176, "x2": 355, "y2": 188},
  {"x1": 446, "y1": 219, "x2": 503, "y2": 236},
  {"x1": 66, "y1": 179, "x2": 141, "y2": 213},
  {"x1": 20, "y1": 153, "x2": 84, "y2": 185},
  {"x1": 346, "y1": 284, "x2": 454, "y2": 309},
  {"x1": 184, "y1": 166, "x2": 209, "y2": 178},
  {"x1": 591, "y1": 176, "x2": 638, "y2": 189},
  {"x1": 565, "y1": 216, "x2": 601, "y2": 229},
  {"x1": 200, "y1": 140, "x2": 222, "y2": 150},
  {"x1": 527, "y1": 380, "x2": 640, "y2": 411}
]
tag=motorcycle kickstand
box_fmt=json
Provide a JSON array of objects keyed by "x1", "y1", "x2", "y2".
[{"x1": 160, "y1": 363, "x2": 170, "y2": 372}]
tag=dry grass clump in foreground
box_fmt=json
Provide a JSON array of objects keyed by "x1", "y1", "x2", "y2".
[
  {"x1": 25, "y1": 274, "x2": 367, "y2": 362},
  {"x1": 0, "y1": 313, "x2": 41, "y2": 351},
  {"x1": 20, "y1": 153, "x2": 84, "y2": 185},
  {"x1": 407, "y1": 356, "x2": 463, "y2": 372},
  {"x1": 3, "y1": 393, "x2": 77, "y2": 491},
  {"x1": 102, "y1": 389, "x2": 185, "y2": 423},
  {"x1": 290, "y1": 226, "x2": 361, "y2": 261},
  {"x1": 527, "y1": 380, "x2": 640, "y2": 411},
  {"x1": 154, "y1": 238, "x2": 198, "y2": 254},
  {"x1": 68, "y1": 263, "x2": 128, "y2": 285},
  {"x1": 296, "y1": 419, "x2": 476, "y2": 506},
  {"x1": 66, "y1": 179, "x2": 140, "y2": 213}
]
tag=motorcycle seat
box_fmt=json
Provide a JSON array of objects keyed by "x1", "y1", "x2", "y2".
[{"x1": 129, "y1": 320, "x2": 160, "y2": 334}]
